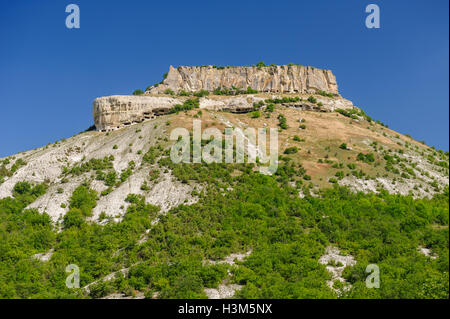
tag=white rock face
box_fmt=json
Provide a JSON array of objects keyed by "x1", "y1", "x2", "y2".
[
  {"x1": 93, "y1": 95, "x2": 182, "y2": 131},
  {"x1": 319, "y1": 246, "x2": 356, "y2": 294},
  {"x1": 150, "y1": 65, "x2": 339, "y2": 95},
  {"x1": 93, "y1": 93, "x2": 355, "y2": 132},
  {"x1": 33, "y1": 249, "x2": 54, "y2": 262},
  {"x1": 418, "y1": 246, "x2": 437, "y2": 259},
  {"x1": 204, "y1": 283, "x2": 243, "y2": 299}
]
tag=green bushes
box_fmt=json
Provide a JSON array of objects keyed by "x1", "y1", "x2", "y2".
[
  {"x1": 250, "y1": 111, "x2": 261, "y2": 118},
  {"x1": 339, "y1": 143, "x2": 348, "y2": 150},
  {"x1": 0, "y1": 169, "x2": 448, "y2": 299},
  {"x1": 133, "y1": 89, "x2": 144, "y2": 96},
  {"x1": 246, "y1": 86, "x2": 258, "y2": 94},
  {"x1": 164, "y1": 89, "x2": 175, "y2": 96},
  {"x1": 335, "y1": 107, "x2": 374, "y2": 123},
  {"x1": 193, "y1": 90, "x2": 209, "y2": 97},
  {"x1": 11, "y1": 181, "x2": 47, "y2": 205},
  {"x1": 317, "y1": 90, "x2": 334, "y2": 98},
  {"x1": 212, "y1": 85, "x2": 259, "y2": 96},
  {"x1": 253, "y1": 101, "x2": 264, "y2": 109},
  {"x1": 284, "y1": 146, "x2": 299, "y2": 154},
  {"x1": 278, "y1": 114, "x2": 288, "y2": 130},
  {"x1": 63, "y1": 208, "x2": 85, "y2": 228},
  {"x1": 1, "y1": 159, "x2": 27, "y2": 180},
  {"x1": 105, "y1": 171, "x2": 117, "y2": 187},
  {"x1": 178, "y1": 90, "x2": 190, "y2": 96},
  {"x1": 335, "y1": 171, "x2": 345, "y2": 180},
  {"x1": 169, "y1": 98, "x2": 200, "y2": 113},
  {"x1": 10, "y1": 158, "x2": 27, "y2": 173},
  {"x1": 142, "y1": 145, "x2": 163, "y2": 164},
  {"x1": 357, "y1": 153, "x2": 375, "y2": 163},
  {"x1": 307, "y1": 96, "x2": 317, "y2": 104},
  {"x1": 69, "y1": 185, "x2": 97, "y2": 217},
  {"x1": 265, "y1": 97, "x2": 301, "y2": 104},
  {"x1": 67, "y1": 156, "x2": 114, "y2": 177}
]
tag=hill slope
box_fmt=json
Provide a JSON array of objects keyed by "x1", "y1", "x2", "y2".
[{"x1": 0, "y1": 91, "x2": 448, "y2": 299}]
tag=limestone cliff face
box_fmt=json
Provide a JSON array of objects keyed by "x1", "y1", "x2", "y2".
[
  {"x1": 149, "y1": 65, "x2": 339, "y2": 95},
  {"x1": 93, "y1": 65, "x2": 347, "y2": 131},
  {"x1": 93, "y1": 95, "x2": 266, "y2": 131},
  {"x1": 93, "y1": 95, "x2": 182, "y2": 131},
  {"x1": 93, "y1": 94, "x2": 354, "y2": 131}
]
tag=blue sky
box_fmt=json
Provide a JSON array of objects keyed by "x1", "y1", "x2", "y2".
[{"x1": 0, "y1": 0, "x2": 448, "y2": 157}]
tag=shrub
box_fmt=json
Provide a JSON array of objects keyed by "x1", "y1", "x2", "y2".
[
  {"x1": 69, "y1": 185, "x2": 97, "y2": 216},
  {"x1": 194, "y1": 90, "x2": 209, "y2": 97},
  {"x1": 335, "y1": 171, "x2": 345, "y2": 180},
  {"x1": 133, "y1": 89, "x2": 144, "y2": 96},
  {"x1": 307, "y1": 96, "x2": 317, "y2": 104},
  {"x1": 169, "y1": 98, "x2": 200, "y2": 113},
  {"x1": 284, "y1": 147, "x2": 299, "y2": 154},
  {"x1": 278, "y1": 114, "x2": 288, "y2": 130},
  {"x1": 164, "y1": 89, "x2": 175, "y2": 96},
  {"x1": 357, "y1": 153, "x2": 375, "y2": 163},
  {"x1": 339, "y1": 143, "x2": 347, "y2": 150},
  {"x1": 13, "y1": 182, "x2": 31, "y2": 196},
  {"x1": 251, "y1": 111, "x2": 261, "y2": 118},
  {"x1": 105, "y1": 171, "x2": 117, "y2": 186},
  {"x1": 178, "y1": 90, "x2": 191, "y2": 96},
  {"x1": 246, "y1": 86, "x2": 258, "y2": 94},
  {"x1": 317, "y1": 90, "x2": 334, "y2": 98},
  {"x1": 63, "y1": 209, "x2": 85, "y2": 228}
]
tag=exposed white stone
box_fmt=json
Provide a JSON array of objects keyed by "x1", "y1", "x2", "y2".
[{"x1": 319, "y1": 246, "x2": 356, "y2": 294}]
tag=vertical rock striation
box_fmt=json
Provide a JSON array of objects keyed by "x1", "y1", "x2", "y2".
[{"x1": 149, "y1": 65, "x2": 339, "y2": 95}]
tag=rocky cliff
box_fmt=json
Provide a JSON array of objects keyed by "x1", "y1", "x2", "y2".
[
  {"x1": 93, "y1": 95, "x2": 180, "y2": 131},
  {"x1": 93, "y1": 94, "x2": 355, "y2": 131},
  {"x1": 93, "y1": 64, "x2": 350, "y2": 131},
  {"x1": 149, "y1": 65, "x2": 339, "y2": 95}
]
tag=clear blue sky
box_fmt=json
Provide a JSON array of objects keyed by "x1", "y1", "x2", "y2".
[{"x1": 0, "y1": 0, "x2": 448, "y2": 157}]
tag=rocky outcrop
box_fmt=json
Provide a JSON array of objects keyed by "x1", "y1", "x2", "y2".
[
  {"x1": 93, "y1": 65, "x2": 349, "y2": 131},
  {"x1": 93, "y1": 95, "x2": 268, "y2": 131},
  {"x1": 93, "y1": 95, "x2": 181, "y2": 131},
  {"x1": 149, "y1": 65, "x2": 339, "y2": 95},
  {"x1": 93, "y1": 94, "x2": 355, "y2": 131}
]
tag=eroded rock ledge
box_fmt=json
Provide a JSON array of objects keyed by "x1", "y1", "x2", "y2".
[{"x1": 93, "y1": 94, "x2": 354, "y2": 131}]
